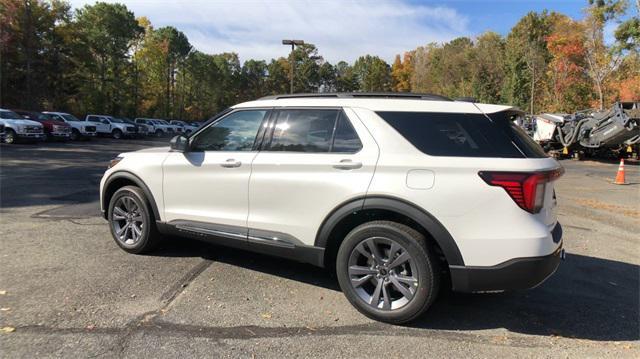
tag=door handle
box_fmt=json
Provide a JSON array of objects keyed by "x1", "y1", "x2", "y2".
[
  {"x1": 220, "y1": 159, "x2": 242, "y2": 168},
  {"x1": 333, "y1": 159, "x2": 362, "y2": 170}
]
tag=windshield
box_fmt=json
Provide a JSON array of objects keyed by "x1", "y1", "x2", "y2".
[
  {"x1": 174, "y1": 121, "x2": 186, "y2": 126},
  {"x1": 0, "y1": 110, "x2": 25, "y2": 120},
  {"x1": 62, "y1": 114, "x2": 80, "y2": 122},
  {"x1": 109, "y1": 117, "x2": 124, "y2": 123},
  {"x1": 157, "y1": 120, "x2": 169, "y2": 124}
]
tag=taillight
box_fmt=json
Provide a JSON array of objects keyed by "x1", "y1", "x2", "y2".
[{"x1": 478, "y1": 168, "x2": 564, "y2": 213}]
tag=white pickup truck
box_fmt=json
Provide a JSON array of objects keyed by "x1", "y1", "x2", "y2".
[
  {"x1": 85, "y1": 115, "x2": 137, "y2": 139},
  {"x1": 43, "y1": 112, "x2": 97, "y2": 140},
  {"x1": 0, "y1": 108, "x2": 45, "y2": 144}
]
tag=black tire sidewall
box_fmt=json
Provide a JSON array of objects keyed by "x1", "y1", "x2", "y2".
[
  {"x1": 108, "y1": 186, "x2": 153, "y2": 254},
  {"x1": 112, "y1": 129, "x2": 122, "y2": 139},
  {"x1": 336, "y1": 222, "x2": 437, "y2": 324}
]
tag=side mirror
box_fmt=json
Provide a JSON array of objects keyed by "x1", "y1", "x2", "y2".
[{"x1": 170, "y1": 135, "x2": 189, "y2": 152}]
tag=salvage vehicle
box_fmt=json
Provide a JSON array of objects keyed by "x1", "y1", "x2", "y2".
[
  {"x1": 42, "y1": 112, "x2": 97, "y2": 140},
  {"x1": 100, "y1": 93, "x2": 564, "y2": 324},
  {"x1": 14, "y1": 110, "x2": 71, "y2": 141},
  {"x1": 85, "y1": 115, "x2": 137, "y2": 139},
  {"x1": 169, "y1": 120, "x2": 198, "y2": 134},
  {"x1": 0, "y1": 108, "x2": 45, "y2": 144},
  {"x1": 529, "y1": 102, "x2": 640, "y2": 157}
]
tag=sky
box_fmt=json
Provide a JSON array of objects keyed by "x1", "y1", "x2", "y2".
[{"x1": 68, "y1": 0, "x2": 620, "y2": 63}]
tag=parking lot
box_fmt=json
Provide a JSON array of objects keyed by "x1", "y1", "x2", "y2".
[{"x1": 0, "y1": 138, "x2": 638, "y2": 358}]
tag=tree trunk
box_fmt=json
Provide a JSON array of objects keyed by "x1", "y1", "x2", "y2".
[
  {"x1": 530, "y1": 64, "x2": 535, "y2": 115},
  {"x1": 23, "y1": 0, "x2": 33, "y2": 109},
  {"x1": 596, "y1": 80, "x2": 604, "y2": 110}
]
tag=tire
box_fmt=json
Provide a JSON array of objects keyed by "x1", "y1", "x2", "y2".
[
  {"x1": 4, "y1": 129, "x2": 16, "y2": 144},
  {"x1": 70, "y1": 129, "x2": 80, "y2": 141},
  {"x1": 112, "y1": 129, "x2": 123, "y2": 139},
  {"x1": 336, "y1": 221, "x2": 440, "y2": 324},
  {"x1": 155, "y1": 129, "x2": 163, "y2": 137},
  {"x1": 107, "y1": 185, "x2": 161, "y2": 254}
]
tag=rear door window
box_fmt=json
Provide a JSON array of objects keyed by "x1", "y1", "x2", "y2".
[
  {"x1": 376, "y1": 111, "x2": 547, "y2": 158},
  {"x1": 331, "y1": 111, "x2": 362, "y2": 153},
  {"x1": 267, "y1": 109, "x2": 339, "y2": 152}
]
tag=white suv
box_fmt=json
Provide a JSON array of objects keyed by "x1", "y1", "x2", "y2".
[{"x1": 100, "y1": 93, "x2": 564, "y2": 323}]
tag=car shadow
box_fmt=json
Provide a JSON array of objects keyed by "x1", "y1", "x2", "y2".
[
  {"x1": 0, "y1": 138, "x2": 167, "y2": 208},
  {"x1": 152, "y1": 238, "x2": 639, "y2": 342}
]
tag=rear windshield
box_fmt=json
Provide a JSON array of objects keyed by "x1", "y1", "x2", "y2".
[{"x1": 376, "y1": 111, "x2": 547, "y2": 158}]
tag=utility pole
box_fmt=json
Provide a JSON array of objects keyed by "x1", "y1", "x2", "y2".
[{"x1": 282, "y1": 40, "x2": 304, "y2": 94}]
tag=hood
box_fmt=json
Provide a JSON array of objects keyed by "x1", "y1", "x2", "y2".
[
  {"x1": 0, "y1": 118, "x2": 42, "y2": 126},
  {"x1": 133, "y1": 146, "x2": 170, "y2": 154},
  {"x1": 39, "y1": 119, "x2": 71, "y2": 127}
]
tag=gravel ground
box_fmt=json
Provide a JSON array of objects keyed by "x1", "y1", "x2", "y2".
[{"x1": 0, "y1": 138, "x2": 638, "y2": 358}]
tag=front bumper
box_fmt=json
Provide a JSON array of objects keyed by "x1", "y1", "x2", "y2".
[
  {"x1": 17, "y1": 133, "x2": 45, "y2": 140},
  {"x1": 50, "y1": 132, "x2": 71, "y2": 138},
  {"x1": 450, "y1": 223, "x2": 563, "y2": 292}
]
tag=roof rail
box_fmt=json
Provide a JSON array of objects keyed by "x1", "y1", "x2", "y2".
[{"x1": 258, "y1": 92, "x2": 453, "y2": 101}]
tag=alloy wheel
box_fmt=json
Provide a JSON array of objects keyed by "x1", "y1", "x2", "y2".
[
  {"x1": 111, "y1": 196, "x2": 144, "y2": 246},
  {"x1": 348, "y1": 236, "x2": 419, "y2": 311}
]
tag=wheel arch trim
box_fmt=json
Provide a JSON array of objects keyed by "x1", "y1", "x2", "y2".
[
  {"x1": 314, "y1": 195, "x2": 465, "y2": 266},
  {"x1": 101, "y1": 171, "x2": 161, "y2": 221}
]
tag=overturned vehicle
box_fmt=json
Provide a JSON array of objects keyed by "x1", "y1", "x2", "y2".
[{"x1": 530, "y1": 102, "x2": 640, "y2": 158}]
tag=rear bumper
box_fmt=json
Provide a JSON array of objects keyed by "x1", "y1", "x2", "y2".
[{"x1": 450, "y1": 223, "x2": 563, "y2": 292}]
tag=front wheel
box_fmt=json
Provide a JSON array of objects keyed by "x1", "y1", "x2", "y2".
[
  {"x1": 108, "y1": 186, "x2": 161, "y2": 254},
  {"x1": 4, "y1": 129, "x2": 16, "y2": 144},
  {"x1": 112, "y1": 129, "x2": 123, "y2": 139},
  {"x1": 336, "y1": 221, "x2": 440, "y2": 324},
  {"x1": 70, "y1": 129, "x2": 80, "y2": 141},
  {"x1": 155, "y1": 129, "x2": 163, "y2": 137}
]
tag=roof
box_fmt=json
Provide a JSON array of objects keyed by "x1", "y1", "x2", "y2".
[
  {"x1": 233, "y1": 93, "x2": 515, "y2": 114},
  {"x1": 259, "y1": 92, "x2": 453, "y2": 101}
]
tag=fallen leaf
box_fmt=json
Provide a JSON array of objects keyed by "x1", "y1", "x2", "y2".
[
  {"x1": 1, "y1": 327, "x2": 15, "y2": 333},
  {"x1": 0, "y1": 291, "x2": 6, "y2": 295},
  {"x1": 261, "y1": 313, "x2": 272, "y2": 319},
  {"x1": 0, "y1": 308, "x2": 10, "y2": 311}
]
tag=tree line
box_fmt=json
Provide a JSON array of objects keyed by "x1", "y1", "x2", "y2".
[{"x1": 1, "y1": 0, "x2": 638, "y2": 121}]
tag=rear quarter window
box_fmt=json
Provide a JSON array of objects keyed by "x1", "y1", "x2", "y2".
[{"x1": 376, "y1": 111, "x2": 547, "y2": 158}]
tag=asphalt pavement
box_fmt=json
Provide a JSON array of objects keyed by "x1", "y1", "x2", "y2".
[{"x1": 0, "y1": 138, "x2": 638, "y2": 358}]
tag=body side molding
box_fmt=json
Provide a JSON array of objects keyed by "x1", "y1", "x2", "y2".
[{"x1": 314, "y1": 195, "x2": 465, "y2": 266}]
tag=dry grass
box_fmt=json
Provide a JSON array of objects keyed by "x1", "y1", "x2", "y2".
[{"x1": 573, "y1": 198, "x2": 640, "y2": 218}]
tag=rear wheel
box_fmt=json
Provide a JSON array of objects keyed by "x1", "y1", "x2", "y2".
[
  {"x1": 112, "y1": 129, "x2": 123, "y2": 139},
  {"x1": 155, "y1": 129, "x2": 163, "y2": 137},
  {"x1": 70, "y1": 129, "x2": 80, "y2": 141},
  {"x1": 336, "y1": 221, "x2": 440, "y2": 324},
  {"x1": 108, "y1": 186, "x2": 161, "y2": 254}
]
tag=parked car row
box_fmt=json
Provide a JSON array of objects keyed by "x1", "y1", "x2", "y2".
[{"x1": 0, "y1": 108, "x2": 203, "y2": 144}]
